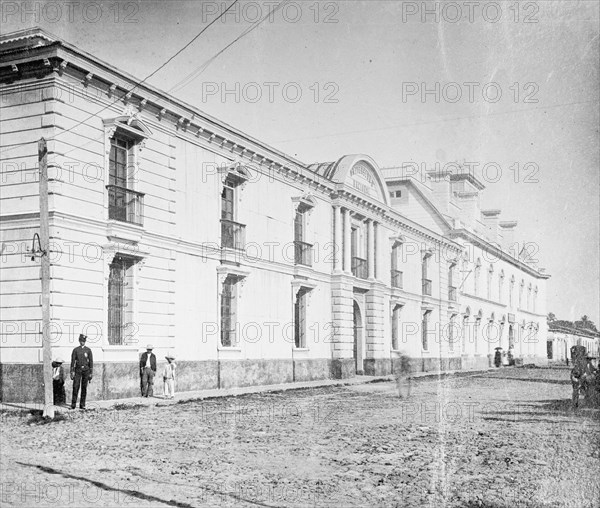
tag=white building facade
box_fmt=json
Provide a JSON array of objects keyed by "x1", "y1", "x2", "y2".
[{"x1": 0, "y1": 29, "x2": 549, "y2": 402}]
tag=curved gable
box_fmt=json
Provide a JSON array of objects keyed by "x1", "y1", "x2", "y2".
[{"x1": 326, "y1": 154, "x2": 390, "y2": 206}]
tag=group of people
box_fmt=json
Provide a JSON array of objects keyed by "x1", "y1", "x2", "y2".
[
  {"x1": 139, "y1": 344, "x2": 176, "y2": 399},
  {"x1": 52, "y1": 335, "x2": 177, "y2": 409}
]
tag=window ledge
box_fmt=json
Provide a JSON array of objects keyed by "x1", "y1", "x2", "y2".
[
  {"x1": 293, "y1": 347, "x2": 310, "y2": 352},
  {"x1": 217, "y1": 346, "x2": 242, "y2": 352},
  {"x1": 103, "y1": 345, "x2": 140, "y2": 351}
]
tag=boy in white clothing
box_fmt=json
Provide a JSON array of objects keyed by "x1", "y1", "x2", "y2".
[{"x1": 163, "y1": 354, "x2": 176, "y2": 399}]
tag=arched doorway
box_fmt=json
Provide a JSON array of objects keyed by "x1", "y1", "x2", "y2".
[{"x1": 353, "y1": 300, "x2": 364, "y2": 374}]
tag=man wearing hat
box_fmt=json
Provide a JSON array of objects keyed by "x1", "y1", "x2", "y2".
[
  {"x1": 139, "y1": 344, "x2": 157, "y2": 397},
  {"x1": 52, "y1": 357, "x2": 66, "y2": 405},
  {"x1": 70, "y1": 334, "x2": 93, "y2": 409}
]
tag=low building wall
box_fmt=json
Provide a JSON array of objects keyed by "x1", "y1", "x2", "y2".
[{"x1": 1, "y1": 355, "x2": 504, "y2": 403}]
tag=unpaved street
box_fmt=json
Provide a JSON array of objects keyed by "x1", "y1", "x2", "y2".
[{"x1": 1, "y1": 369, "x2": 598, "y2": 508}]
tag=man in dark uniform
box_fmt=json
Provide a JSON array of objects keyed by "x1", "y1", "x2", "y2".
[
  {"x1": 70, "y1": 334, "x2": 93, "y2": 409},
  {"x1": 139, "y1": 344, "x2": 157, "y2": 397}
]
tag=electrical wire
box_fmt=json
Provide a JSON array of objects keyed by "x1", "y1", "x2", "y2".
[
  {"x1": 169, "y1": 0, "x2": 289, "y2": 94},
  {"x1": 0, "y1": 0, "x2": 240, "y2": 158}
]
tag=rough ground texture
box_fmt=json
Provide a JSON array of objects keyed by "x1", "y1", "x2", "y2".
[{"x1": 1, "y1": 368, "x2": 598, "y2": 507}]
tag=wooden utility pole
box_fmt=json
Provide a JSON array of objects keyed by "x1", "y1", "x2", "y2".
[{"x1": 39, "y1": 138, "x2": 54, "y2": 419}]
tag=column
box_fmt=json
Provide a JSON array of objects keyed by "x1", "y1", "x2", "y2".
[
  {"x1": 333, "y1": 205, "x2": 342, "y2": 273},
  {"x1": 343, "y1": 208, "x2": 351, "y2": 274},
  {"x1": 367, "y1": 219, "x2": 375, "y2": 279}
]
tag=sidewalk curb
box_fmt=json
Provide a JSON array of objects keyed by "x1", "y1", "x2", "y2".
[{"x1": 0, "y1": 368, "x2": 496, "y2": 415}]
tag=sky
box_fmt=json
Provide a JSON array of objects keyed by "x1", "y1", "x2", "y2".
[{"x1": 2, "y1": 0, "x2": 598, "y2": 323}]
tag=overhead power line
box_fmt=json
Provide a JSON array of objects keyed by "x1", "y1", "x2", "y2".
[
  {"x1": 0, "y1": 0, "x2": 240, "y2": 158},
  {"x1": 169, "y1": 0, "x2": 289, "y2": 94}
]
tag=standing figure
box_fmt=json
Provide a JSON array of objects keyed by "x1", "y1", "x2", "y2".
[
  {"x1": 52, "y1": 358, "x2": 66, "y2": 405},
  {"x1": 163, "y1": 354, "x2": 176, "y2": 399},
  {"x1": 139, "y1": 344, "x2": 157, "y2": 397},
  {"x1": 394, "y1": 352, "x2": 412, "y2": 399},
  {"x1": 494, "y1": 348, "x2": 502, "y2": 368},
  {"x1": 70, "y1": 334, "x2": 93, "y2": 410}
]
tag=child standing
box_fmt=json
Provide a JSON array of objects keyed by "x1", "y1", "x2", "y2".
[
  {"x1": 163, "y1": 354, "x2": 176, "y2": 399},
  {"x1": 52, "y1": 358, "x2": 66, "y2": 405}
]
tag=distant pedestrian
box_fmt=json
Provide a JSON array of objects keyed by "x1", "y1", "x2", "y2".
[
  {"x1": 70, "y1": 334, "x2": 93, "y2": 410},
  {"x1": 163, "y1": 354, "x2": 176, "y2": 399},
  {"x1": 139, "y1": 345, "x2": 157, "y2": 397},
  {"x1": 394, "y1": 352, "x2": 411, "y2": 398},
  {"x1": 52, "y1": 358, "x2": 66, "y2": 405}
]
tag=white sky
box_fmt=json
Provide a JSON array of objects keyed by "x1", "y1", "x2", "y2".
[{"x1": 2, "y1": 0, "x2": 598, "y2": 323}]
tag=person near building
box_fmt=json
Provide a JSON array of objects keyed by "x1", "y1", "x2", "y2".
[
  {"x1": 139, "y1": 344, "x2": 157, "y2": 397},
  {"x1": 52, "y1": 357, "x2": 66, "y2": 405},
  {"x1": 394, "y1": 352, "x2": 411, "y2": 398},
  {"x1": 70, "y1": 334, "x2": 93, "y2": 410},
  {"x1": 163, "y1": 354, "x2": 176, "y2": 399}
]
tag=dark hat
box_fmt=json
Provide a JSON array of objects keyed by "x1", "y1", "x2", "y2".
[{"x1": 78, "y1": 334, "x2": 87, "y2": 342}]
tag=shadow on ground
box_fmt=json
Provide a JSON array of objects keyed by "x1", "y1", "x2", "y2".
[{"x1": 16, "y1": 462, "x2": 277, "y2": 508}]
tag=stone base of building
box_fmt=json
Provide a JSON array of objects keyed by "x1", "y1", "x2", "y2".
[
  {"x1": 1, "y1": 354, "x2": 538, "y2": 403},
  {"x1": 330, "y1": 359, "x2": 356, "y2": 379},
  {"x1": 1, "y1": 359, "x2": 338, "y2": 403},
  {"x1": 363, "y1": 358, "x2": 393, "y2": 376}
]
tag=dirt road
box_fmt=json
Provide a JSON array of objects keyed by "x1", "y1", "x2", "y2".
[{"x1": 1, "y1": 369, "x2": 598, "y2": 507}]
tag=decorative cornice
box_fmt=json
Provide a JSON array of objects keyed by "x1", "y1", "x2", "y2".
[{"x1": 449, "y1": 228, "x2": 550, "y2": 279}]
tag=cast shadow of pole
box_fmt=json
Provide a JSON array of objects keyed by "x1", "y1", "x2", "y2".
[{"x1": 16, "y1": 462, "x2": 279, "y2": 508}]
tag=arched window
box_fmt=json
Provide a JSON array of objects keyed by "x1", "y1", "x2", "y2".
[
  {"x1": 487, "y1": 264, "x2": 494, "y2": 300},
  {"x1": 462, "y1": 307, "x2": 471, "y2": 354},
  {"x1": 533, "y1": 286, "x2": 538, "y2": 312},
  {"x1": 474, "y1": 259, "x2": 481, "y2": 296},
  {"x1": 527, "y1": 283, "x2": 532, "y2": 311},
  {"x1": 509, "y1": 275, "x2": 515, "y2": 307},
  {"x1": 519, "y1": 280, "x2": 524, "y2": 308},
  {"x1": 474, "y1": 310, "x2": 482, "y2": 354},
  {"x1": 498, "y1": 270, "x2": 505, "y2": 303}
]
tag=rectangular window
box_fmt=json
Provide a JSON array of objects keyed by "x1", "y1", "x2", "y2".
[
  {"x1": 448, "y1": 314, "x2": 456, "y2": 352},
  {"x1": 294, "y1": 289, "x2": 308, "y2": 348},
  {"x1": 220, "y1": 276, "x2": 237, "y2": 347},
  {"x1": 294, "y1": 211, "x2": 304, "y2": 242},
  {"x1": 107, "y1": 136, "x2": 144, "y2": 225},
  {"x1": 392, "y1": 305, "x2": 401, "y2": 350},
  {"x1": 221, "y1": 185, "x2": 234, "y2": 221},
  {"x1": 221, "y1": 184, "x2": 245, "y2": 250},
  {"x1": 350, "y1": 226, "x2": 367, "y2": 279},
  {"x1": 422, "y1": 254, "x2": 432, "y2": 296},
  {"x1": 448, "y1": 263, "x2": 456, "y2": 301},
  {"x1": 109, "y1": 137, "x2": 131, "y2": 188},
  {"x1": 422, "y1": 310, "x2": 431, "y2": 350},
  {"x1": 294, "y1": 210, "x2": 312, "y2": 266},
  {"x1": 108, "y1": 256, "x2": 135, "y2": 345},
  {"x1": 391, "y1": 244, "x2": 403, "y2": 289}
]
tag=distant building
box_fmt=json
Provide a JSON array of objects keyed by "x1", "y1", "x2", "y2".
[
  {"x1": 0, "y1": 29, "x2": 550, "y2": 402},
  {"x1": 547, "y1": 326, "x2": 599, "y2": 363},
  {"x1": 381, "y1": 165, "x2": 550, "y2": 371}
]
